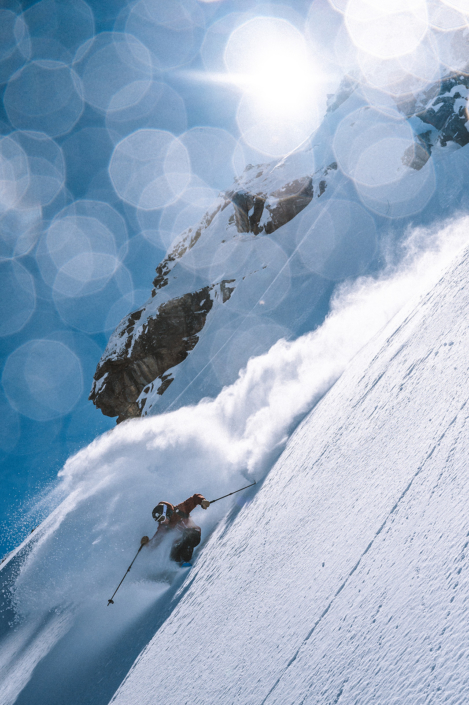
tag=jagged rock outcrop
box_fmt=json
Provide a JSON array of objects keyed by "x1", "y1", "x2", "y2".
[
  {"x1": 90, "y1": 281, "x2": 235, "y2": 422},
  {"x1": 229, "y1": 173, "x2": 321, "y2": 235},
  {"x1": 399, "y1": 74, "x2": 469, "y2": 154},
  {"x1": 417, "y1": 74, "x2": 469, "y2": 148}
]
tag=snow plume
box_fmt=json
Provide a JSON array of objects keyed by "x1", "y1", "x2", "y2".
[{"x1": 2, "y1": 216, "x2": 469, "y2": 705}]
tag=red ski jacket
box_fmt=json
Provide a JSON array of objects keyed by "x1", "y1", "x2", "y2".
[{"x1": 151, "y1": 494, "x2": 205, "y2": 543}]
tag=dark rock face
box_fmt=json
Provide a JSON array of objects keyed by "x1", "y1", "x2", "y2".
[
  {"x1": 415, "y1": 75, "x2": 469, "y2": 149},
  {"x1": 417, "y1": 76, "x2": 469, "y2": 148},
  {"x1": 264, "y1": 176, "x2": 314, "y2": 234},
  {"x1": 229, "y1": 177, "x2": 316, "y2": 236},
  {"x1": 402, "y1": 140, "x2": 431, "y2": 171},
  {"x1": 90, "y1": 284, "x2": 232, "y2": 423},
  {"x1": 231, "y1": 191, "x2": 266, "y2": 234},
  {"x1": 228, "y1": 167, "x2": 337, "y2": 236}
]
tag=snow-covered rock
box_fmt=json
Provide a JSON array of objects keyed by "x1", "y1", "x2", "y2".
[
  {"x1": 90, "y1": 72, "x2": 469, "y2": 424},
  {"x1": 89, "y1": 156, "x2": 339, "y2": 422}
]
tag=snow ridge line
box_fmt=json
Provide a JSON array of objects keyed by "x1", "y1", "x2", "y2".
[{"x1": 260, "y1": 404, "x2": 467, "y2": 705}]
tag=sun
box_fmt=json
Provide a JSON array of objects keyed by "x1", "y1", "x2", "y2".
[
  {"x1": 222, "y1": 17, "x2": 327, "y2": 156},
  {"x1": 225, "y1": 18, "x2": 320, "y2": 116}
]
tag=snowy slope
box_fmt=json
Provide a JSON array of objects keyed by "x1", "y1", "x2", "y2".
[
  {"x1": 111, "y1": 234, "x2": 469, "y2": 704},
  {"x1": 1, "y1": 218, "x2": 468, "y2": 705}
]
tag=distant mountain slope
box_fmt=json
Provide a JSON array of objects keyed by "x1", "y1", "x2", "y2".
[{"x1": 111, "y1": 239, "x2": 469, "y2": 704}]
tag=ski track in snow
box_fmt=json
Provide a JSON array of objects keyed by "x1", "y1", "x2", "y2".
[
  {"x1": 110, "y1": 234, "x2": 469, "y2": 704},
  {"x1": 261, "y1": 406, "x2": 467, "y2": 705},
  {"x1": 1, "y1": 216, "x2": 469, "y2": 704}
]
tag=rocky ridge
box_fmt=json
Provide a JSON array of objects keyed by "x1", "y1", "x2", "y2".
[{"x1": 90, "y1": 159, "x2": 339, "y2": 422}]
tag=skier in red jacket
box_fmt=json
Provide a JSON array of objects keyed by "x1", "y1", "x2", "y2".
[{"x1": 146, "y1": 493, "x2": 210, "y2": 564}]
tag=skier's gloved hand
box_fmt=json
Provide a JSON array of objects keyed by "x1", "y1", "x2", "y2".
[{"x1": 201, "y1": 499, "x2": 210, "y2": 509}]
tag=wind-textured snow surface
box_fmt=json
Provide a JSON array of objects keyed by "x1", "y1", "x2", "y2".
[
  {"x1": 1, "y1": 217, "x2": 468, "y2": 705},
  {"x1": 111, "y1": 235, "x2": 469, "y2": 705}
]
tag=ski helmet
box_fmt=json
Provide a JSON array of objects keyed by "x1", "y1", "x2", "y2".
[{"x1": 152, "y1": 502, "x2": 173, "y2": 522}]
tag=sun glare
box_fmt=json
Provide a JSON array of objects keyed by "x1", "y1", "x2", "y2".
[
  {"x1": 222, "y1": 17, "x2": 326, "y2": 156},
  {"x1": 225, "y1": 18, "x2": 317, "y2": 113}
]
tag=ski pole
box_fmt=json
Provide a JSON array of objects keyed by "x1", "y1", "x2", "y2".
[
  {"x1": 208, "y1": 481, "x2": 256, "y2": 505},
  {"x1": 107, "y1": 535, "x2": 149, "y2": 606}
]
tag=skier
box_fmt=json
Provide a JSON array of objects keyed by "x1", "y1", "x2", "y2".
[
  {"x1": 109, "y1": 483, "x2": 255, "y2": 604},
  {"x1": 145, "y1": 493, "x2": 210, "y2": 564}
]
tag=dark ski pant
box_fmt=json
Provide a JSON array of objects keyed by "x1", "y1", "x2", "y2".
[{"x1": 170, "y1": 526, "x2": 201, "y2": 563}]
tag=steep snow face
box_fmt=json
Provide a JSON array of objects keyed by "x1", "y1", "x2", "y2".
[
  {"x1": 1, "y1": 220, "x2": 467, "y2": 705},
  {"x1": 111, "y1": 235, "x2": 469, "y2": 704},
  {"x1": 90, "y1": 73, "x2": 469, "y2": 424}
]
